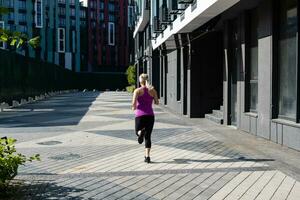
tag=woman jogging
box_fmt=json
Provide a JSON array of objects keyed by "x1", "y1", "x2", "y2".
[{"x1": 132, "y1": 73, "x2": 159, "y2": 163}]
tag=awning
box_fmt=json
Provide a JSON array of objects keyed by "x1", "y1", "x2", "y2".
[{"x1": 152, "y1": 0, "x2": 240, "y2": 50}]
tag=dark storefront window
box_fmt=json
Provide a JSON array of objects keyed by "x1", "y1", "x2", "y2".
[
  {"x1": 177, "y1": 50, "x2": 181, "y2": 101},
  {"x1": 248, "y1": 8, "x2": 258, "y2": 112},
  {"x1": 278, "y1": 0, "x2": 298, "y2": 120}
]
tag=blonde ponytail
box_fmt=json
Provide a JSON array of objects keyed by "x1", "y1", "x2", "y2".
[
  {"x1": 139, "y1": 73, "x2": 153, "y2": 89},
  {"x1": 146, "y1": 80, "x2": 154, "y2": 90}
]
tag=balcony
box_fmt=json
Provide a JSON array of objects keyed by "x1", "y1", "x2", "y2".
[
  {"x1": 152, "y1": 0, "x2": 240, "y2": 49},
  {"x1": 133, "y1": 0, "x2": 150, "y2": 37}
]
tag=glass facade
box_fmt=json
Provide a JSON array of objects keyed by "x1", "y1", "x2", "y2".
[
  {"x1": 249, "y1": 8, "x2": 258, "y2": 112},
  {"x1": 278, "y1": 0, "x2": 298, "y2": 120}
]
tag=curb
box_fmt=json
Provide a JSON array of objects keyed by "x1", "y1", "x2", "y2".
[{"x1": 0, "y1": 89, "x2": 79, "y2": 112}]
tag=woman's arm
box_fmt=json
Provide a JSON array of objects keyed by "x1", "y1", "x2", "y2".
[
  {"x1": 132, "y1": 89, "x2": 138, "y2": 110},
  {"x1": 153, "y1": 89, "x2": 159, "y2": 105}
]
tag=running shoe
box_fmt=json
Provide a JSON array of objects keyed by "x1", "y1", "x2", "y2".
[
  {"x1": 138, "y1": 129, "x2": 145, "y2": 144},
  {"x1": 144, "y1": 156, "x2": 151, "y2": 163}
]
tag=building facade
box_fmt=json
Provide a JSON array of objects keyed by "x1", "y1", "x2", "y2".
[
  {"x1": 80, "y1": 2, "x2": 88, "y2": 71},
  {"x1": 0, "y1": 0, "x2": 81, "y2": 71},
  {"x1": 87, "y1": 0, "x2": 130, "y2": 72},
  {"x1": 133, "y1": 0, "x2": 160, "y2": 92},
  {"x1": 134, "y1": 0, "x2": 300, "y2": 151}
]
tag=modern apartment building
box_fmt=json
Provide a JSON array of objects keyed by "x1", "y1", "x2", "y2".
[
  {"x1": 80, "y1": 1, "x2": 88, "y2": 71},
  {"x1": 133, "y1": 0, "x2": 161, "y2": 92},
  {"x1": 134, "y1": 0, "x2": 300, "y2": 151},
  {"x1": 87, "y1": 0, "x2": 130, "y2": 72},
  {"x1": 0, "y1": 0, "x2": 81, "y2": 71}
]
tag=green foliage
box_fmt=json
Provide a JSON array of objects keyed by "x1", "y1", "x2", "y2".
[
  {"x1": 0, "y1": 137, "x2": 40, "y2": 190},
  {"x1": 0, "y1": 28, "x2": 40, "y2": 49},
  {"x1": 126, "y1": 65, "x2": 136, "y2": 86},
  {"x1": 126, "y1": 85, "x2": 136, "y2": 93}
]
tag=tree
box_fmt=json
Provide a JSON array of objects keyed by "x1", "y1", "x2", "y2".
[{"x1": 126, "y1": 65, "x2": 136, "y2": 86}]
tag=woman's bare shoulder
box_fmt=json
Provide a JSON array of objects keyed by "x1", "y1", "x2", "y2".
[
  {"x1": 148, "y1": 87, "x2": 157, "y2": 95},
  {"x1": 134, "y1": 87, "x2": 143, "y2": 95},
  {"x1": 148, "y1": 86, "x2": 156, "y2": 92}
]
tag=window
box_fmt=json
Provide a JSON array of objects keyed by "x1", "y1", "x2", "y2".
[
  {"x1": 35, "y1": 0, "x2": 43, "y2": 28},
  {"x1": 7, "y1": 0, "x2": 14, "y2": 8},
  {"x1": 80, "y1": 21, "x2": 86, "y2": 26},
  {"x1": 7, "y1": 24, "x2": 16, "y2": 31},
  {"x1": 18, "y1": 13, "x2": 26, "y2": 23},
  {"x1": 19, "y1": 0, "x2": 26, "y2": 9},
  {"x1": 8, "y1": 12, "x2": 14, "y2": 20},
  {"x1": 72, "y1": 30, "x2": 76, "y2": 53},
  {"x1": 90, "y1": 11, "x2": 96, "y2": 19},
  {"x1": 128, "y1": 6, "x2": 134, "y2": 27},
  {"x1": 58, "y1": 28, "x2": 65, "y2": 52},
  {"x1": 108, "y1": 3, "x2": 114, "y2": 12},
  {"x1": 58, "y1": 7, "x2": 66, "y2": 15},
  {"x1": 247, "y1": 8, "x2": 258, "y2": 112},
  {"x1": 70, "y1": 0, "x2": 75, "y2": 5},
  {"x1": 0, "y1": 21, "x2": 5, "y2": 49},
  {"x1": 99, "y1": 12, "x2": 104, "y2": 21},
  {"x1": 109, "y1": 14, "x2": 115, "y2": 22},
  {"x1": 19, "y1": 25, "x2": 27, "y2": 33},
  {"x1": 59, "y1": 18, "x2": 66, "y2": 26},
  {"x1": 89, "y1": 0, "x2": 95, "y2": 8},
  {"x1": 80, "y1": 10, "x2": 86, "y2": 18},
  {"x1": 108, "y1": 22, "x2": 115, "y2": 45},
  {"x1": 70, "y1": 8, "x2": 75, "y2": 16},
  {"x1": 100, "y1": 2, "x2": 104, "y2": 10},
  {"x1": 58, "y1": 0, "x2": 65, "y2": 4},
  {"x1": 278, "y1": 0, "x2": 298, "y2": 120},
  {"x1": 71, "y1": 19, "x2": 76, "y2": 26}
]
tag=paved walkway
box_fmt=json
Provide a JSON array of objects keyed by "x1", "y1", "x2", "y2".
[{"x1": 1, "y1": 92, "x2": 300, "y2": 199}]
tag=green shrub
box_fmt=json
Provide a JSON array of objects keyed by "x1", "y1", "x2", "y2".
[
  {"x1": 0, "y1": 137, "x2": 40, "y2": 191},
  {"x1": 126, "y1": 85, "x2": 136, "y2": 93},
  {"x1": 126, "y1": 65, "x2": 136, "y2": 86}
]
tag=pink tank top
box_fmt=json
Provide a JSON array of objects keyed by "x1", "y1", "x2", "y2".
[{"x1": 135, "y1": 87, "x2": 154, "y2": 117}]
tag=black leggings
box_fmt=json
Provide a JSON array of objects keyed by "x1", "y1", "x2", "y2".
[{"x1": 135, "y1": 115, "x2": 155, "y2": 148}]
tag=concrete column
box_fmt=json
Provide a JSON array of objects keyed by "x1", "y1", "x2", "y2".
[
  {"x1": 256, "y1": 0, "x2": 273, "y2": 139},
  {"x1": 223, "y1": 48, "x2": 229, "y2": 125},
  {"x1": 159, "y1": 51, "x2": 164, "y2": 100},
  {"x1": 257, "y1": 36, "x2": 272, "y2": 139},
  {"x1": 187, "y1": 42, "x2": 192, "y2": 117},
  {"x1": 223, "y1": 22, "x2": 230, "y2": 125},
  {"x1": 180, "y1": 47, "x2": 185, "y2": 115},
  {"x1": 187, "y1": 68, "x2": 192, "y2": 117}
]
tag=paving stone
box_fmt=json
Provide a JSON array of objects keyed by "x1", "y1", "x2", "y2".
[{"x1": 0, "y1": 91, "x2": 297, "y2": 200}]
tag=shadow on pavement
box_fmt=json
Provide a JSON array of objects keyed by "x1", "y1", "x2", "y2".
[
  {"x1": 0, "y1": 92, "x2": 100, "y2": 128},
  {"x1": 5, "y1": 180, "x2": 86, "y2": 200},
  {"x1": 153, "y1": 157, "x2": 275, "y2": 164}
]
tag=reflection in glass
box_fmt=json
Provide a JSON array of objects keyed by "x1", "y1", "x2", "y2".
[{"x1": 278, "y1": 0, "x2": 298, "y2": 120}]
